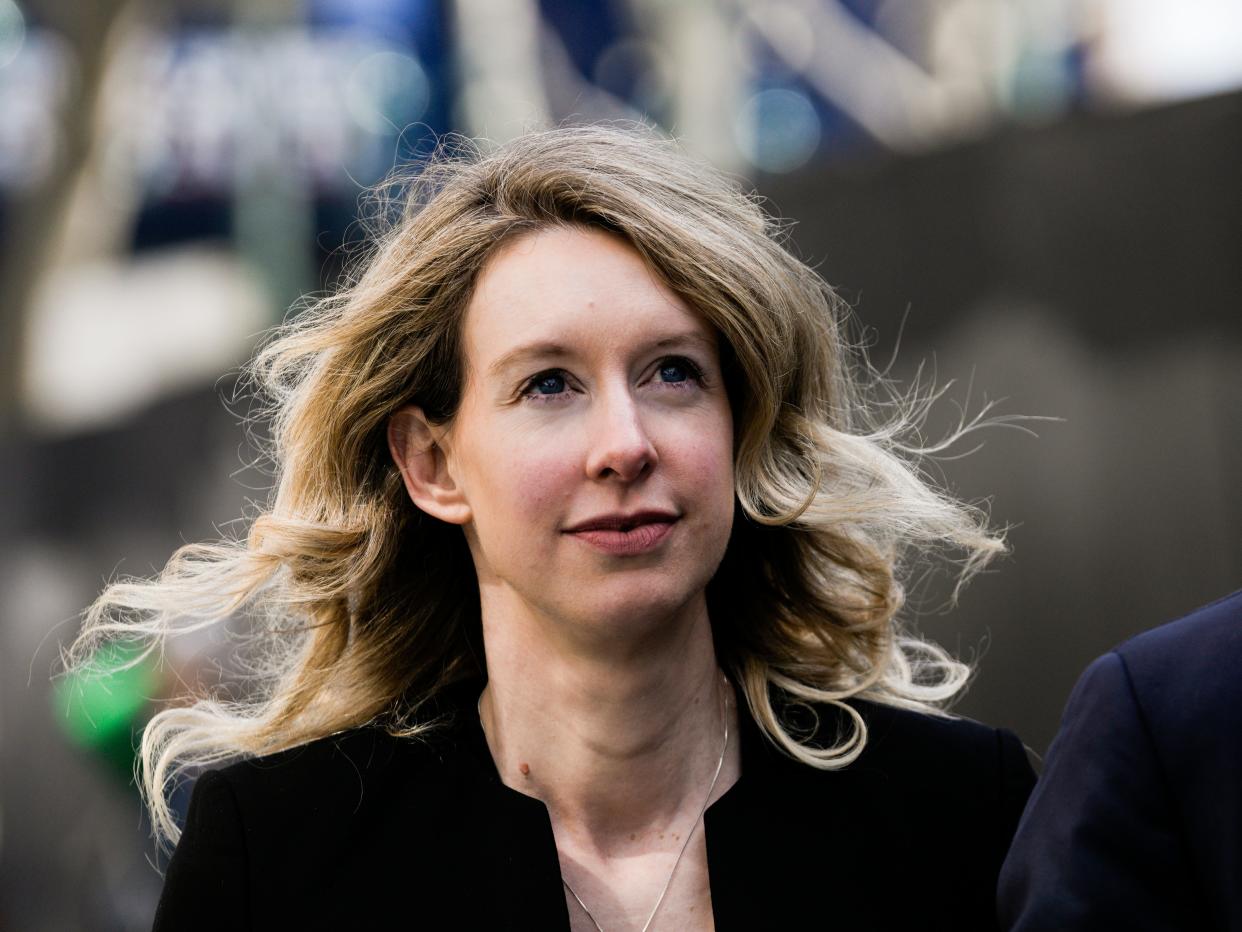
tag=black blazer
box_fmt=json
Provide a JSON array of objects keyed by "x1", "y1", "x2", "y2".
[
  {"x1": 156, "y1": 680, "x2": 1034, "y2": 930},
  {"x1": 998, "y1": 588, "x2": 1242, "y2": 930}
]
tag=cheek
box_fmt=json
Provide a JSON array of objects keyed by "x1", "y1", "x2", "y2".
[
  {"x1": 512, "y1": 454, "x2": 575, "y2": 523},
  {"x1": 697, "y1": 404, "x2": 735, "y2": 480},
  {"x1": 685, "y1": 436, "x2": 733, "y2": 488},
  {"x1": 467, "y1": 428, "x2": 577, "y2": 538},
  {"x1": 673, "y1": 412, "x2": 735, "y2": 516}
]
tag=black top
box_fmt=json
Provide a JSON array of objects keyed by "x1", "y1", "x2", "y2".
[
  {"x1": 155, "y1": 679, "x2": 1035, "y2": 931},
  {"x1": 999, "y1": 587, "x2": 1242, "y2": 930}
]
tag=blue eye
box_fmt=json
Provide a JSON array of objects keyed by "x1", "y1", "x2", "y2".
[
  {"x1": 659, "y1": 362, "x2": 689, "y2": 383},
  {"x1": 534, "y1": 373, "x2": 566, "y2": 395},
  {"x1": 656, "y1": 356, "x2": 704, "y2": 386},
  {"x1": 521, "y1": 370, "x2": 570, "y2": 401}
]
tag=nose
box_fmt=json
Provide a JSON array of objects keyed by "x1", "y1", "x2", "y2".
[{"x1": 584, "y1": 388, "x2": 658, "y2": 482}]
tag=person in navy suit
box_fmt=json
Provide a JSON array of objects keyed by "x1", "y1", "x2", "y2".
[{"x1": 998, "y1": 587, "x2": 1242, "y2": 929}]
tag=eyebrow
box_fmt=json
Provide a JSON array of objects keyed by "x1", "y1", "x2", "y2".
[{"x1": 486, "y1": 331, "x2": 717, "y2": 378}]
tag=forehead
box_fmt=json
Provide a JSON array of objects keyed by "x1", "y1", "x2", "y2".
[{"x1": 462, "y1": 226, "x2": 716, "y2": 370}]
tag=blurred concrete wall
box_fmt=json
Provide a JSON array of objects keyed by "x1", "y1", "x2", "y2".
[{"x1": 764, "y1": 89, "x2": 1242, "y2": 753}]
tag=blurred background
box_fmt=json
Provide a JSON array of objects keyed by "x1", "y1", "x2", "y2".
[{"x1": 1, "y1": 0, "x2": 1239, "y2": 926}]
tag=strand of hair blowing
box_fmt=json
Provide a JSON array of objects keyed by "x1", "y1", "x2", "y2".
[{"x1": 64, "y1": 125, "x2": 1005, "y2": 848}]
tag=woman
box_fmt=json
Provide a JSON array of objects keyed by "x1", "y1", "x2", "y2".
[{"x1": 72, "y1": 125, "x2": 1033, "y2": 930}]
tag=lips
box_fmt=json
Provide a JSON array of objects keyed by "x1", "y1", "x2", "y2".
[
  {"x1": 563, "y1": 511, "x2": 680, "y2": 556},
  {"x1": 563, "y1": 510, "x2": 679, "y2": 533}
]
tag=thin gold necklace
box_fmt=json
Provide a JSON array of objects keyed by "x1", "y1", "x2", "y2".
[{"x1": 477, "y1": 673, "x2": 731, "y2": 932}]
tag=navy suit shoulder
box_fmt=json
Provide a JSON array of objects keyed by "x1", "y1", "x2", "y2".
[
  {"x1": 1115, "y1": 586, "x2": 1242, "y2": 723},
  {"x1": 1113, "y1": 590, "x2": 1242, "y2": 929},
  {"x1": 999, "y1": 588, "x2": 1242, "y2": 931}
]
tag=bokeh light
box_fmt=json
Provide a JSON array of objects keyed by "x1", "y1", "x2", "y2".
[
  {"x1": 0, "y1": 30, "x2": 67, "y2": 190},
  {"x1": 592, "y1": 37, "x2": 672, "y2": 117},
  {"x1": 0, "y1": 0, "x2": 25, "y2": 69},
  {"x1": 1091, "y1": 0, "x2": 1242, "y2": 103},
  {"x1": 734, "y1": 86, "x2": 821, "y2": 173},
  {"x1": 344, "y1": 47, "x2": 429, "y2": 135}
]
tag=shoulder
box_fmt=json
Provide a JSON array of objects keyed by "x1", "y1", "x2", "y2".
[
  {"x1": 1116, "y1": 586, "x2": 1242, "y2": 674},
  {"x1": 1072, "y1": 588, "x2": 1242, "y2": 765},
  {"x1": 218, "y1": 725, "x2": 424, "y2": 794},
  {"x1": 857, "y1": 698, "x2": 1022, "y2": 764},
  {"x1": 784, "y1": 699, "x2": 1035, "y2": 924},
  {"x1": 163, "y1": 719, "x2": 475, "y2": 929},
  {"x1": 1077, "y1": 588, "x2": 1242, "y2": 730},
  {"x1": 205, "y1": 715, "x2": 464, "y2": 839},
  {"x1": 218, "y1": 715, "x2": 457, "y2": 795},
  {"x1": 996, "y1": 594, "x2": 1242, "y2": 929},
  {"x1": 847, "y1": 699, "x2": 1035, "y2": 809},
  {"x1": 769, "y1": 696, "x2": 1035, "y2": 849}
]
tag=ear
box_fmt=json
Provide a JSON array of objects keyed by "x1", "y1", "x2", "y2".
[{"x1": 387, "y1": 405, "x2": 472, "y2": 526}]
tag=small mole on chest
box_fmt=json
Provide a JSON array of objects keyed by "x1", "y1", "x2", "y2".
[{"x1": 519, "y1": 761, "x2": 530, "y2": 776}]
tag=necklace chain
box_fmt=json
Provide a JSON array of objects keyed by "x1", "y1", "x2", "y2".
[{"x1": 477, "y1": 673, "x2": 731, "y2": 932}]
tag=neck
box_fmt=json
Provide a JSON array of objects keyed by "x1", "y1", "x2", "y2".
[{"x1": 476, "y1": 593, "x2": 739, "y2": 859}]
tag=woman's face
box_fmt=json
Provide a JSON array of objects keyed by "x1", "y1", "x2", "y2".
[{"x1": 428, "y1": 225, "x2": 735, "y2": 639}]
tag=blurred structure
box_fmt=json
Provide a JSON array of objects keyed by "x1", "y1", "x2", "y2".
[{"x1": 1, "y1": 0, "x2": 1240, "y2": 928}]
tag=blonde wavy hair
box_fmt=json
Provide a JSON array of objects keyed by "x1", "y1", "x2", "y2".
[{"x1": 68, "y1": 124, "x2": 1004, "y2": 847}]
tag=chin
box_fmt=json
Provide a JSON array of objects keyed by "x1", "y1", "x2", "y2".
[{"x1": 563, "y1": 574, "x2": 710, "y2": 636}]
